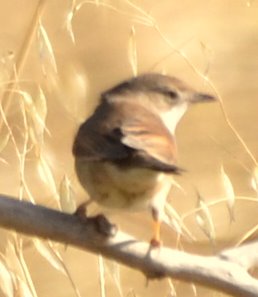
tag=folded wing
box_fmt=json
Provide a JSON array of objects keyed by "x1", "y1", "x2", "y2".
[{"x1": 73, "y1": 100, "x2": 180, "y2": 173}]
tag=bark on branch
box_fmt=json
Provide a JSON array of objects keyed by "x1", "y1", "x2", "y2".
[{"x1": 0, "y1": 194, "x2": 258, "y2": 297}]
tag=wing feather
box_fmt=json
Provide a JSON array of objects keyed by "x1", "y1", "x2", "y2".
[{"x1": 73, "y1": 100, "x2": 180, "y2": 173}]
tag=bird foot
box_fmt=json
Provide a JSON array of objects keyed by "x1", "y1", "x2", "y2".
[
  {"x1": 74, "y1": 203, "x2": 117, "y2": 237},
  {"x1": 74, "y1": 202, "x2": 88, "y2": 219},
  {"x1": 150, "y1": 238, "x2": 162, "y2": 248},
  {"x1": 93, "y1": 214, "x2": 118, "y2": 237}
]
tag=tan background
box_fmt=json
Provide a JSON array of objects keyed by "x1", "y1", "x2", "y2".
[{"x1": 0, "y1": 0, "x2": 258, "y2": 296}]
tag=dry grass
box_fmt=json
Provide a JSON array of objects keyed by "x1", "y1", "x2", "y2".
[{"x1": 0, "y1": 0, "x2": 258, "y2": 296}]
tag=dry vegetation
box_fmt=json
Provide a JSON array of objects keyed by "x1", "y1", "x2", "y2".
[{"x1": 0, "y1": 0, "x2": 258, "y2": 296}]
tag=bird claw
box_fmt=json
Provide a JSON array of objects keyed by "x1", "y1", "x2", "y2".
[
  {"x1": 94, "y1": 214, "x2": 118, "y2": 237},
  {"x1": 74, "y1": 203, "x2": 117, "y2": 237},
  {"x1": 74, "y1": 202, "x2": 88, "y2": 219}
]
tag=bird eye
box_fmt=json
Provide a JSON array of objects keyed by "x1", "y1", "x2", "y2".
[{"x1": 166, "y1": 90, "x2": 178, "y2": 99}]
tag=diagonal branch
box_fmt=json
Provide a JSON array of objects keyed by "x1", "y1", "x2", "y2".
[{"x1": 0, "y1": 194, "x2": 258, "y2": 297}]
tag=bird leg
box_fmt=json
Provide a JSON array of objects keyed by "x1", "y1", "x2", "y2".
[
  {"x1": 150, "y1": 208, "x2": 162, "y2": 247},
  {"x1": 74, "y1": 200, "x2": 93, "y2": 219}
]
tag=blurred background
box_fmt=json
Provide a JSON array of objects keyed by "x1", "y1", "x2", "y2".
[{"x1": 0, "y1": 0, "x2": 258, "y2": 296}]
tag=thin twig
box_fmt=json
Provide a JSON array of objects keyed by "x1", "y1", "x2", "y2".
[{"x1": 0, "y1": 0, "x2": 47, "y2": 127}]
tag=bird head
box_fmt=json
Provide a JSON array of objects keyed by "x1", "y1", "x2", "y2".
[{"x1": 103, "y1": 73, "x2": 216, "y2": 134}]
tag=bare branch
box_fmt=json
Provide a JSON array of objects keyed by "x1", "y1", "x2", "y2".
[{"x1": 0, "y1": 194, "x2": 258, "y2": 297}]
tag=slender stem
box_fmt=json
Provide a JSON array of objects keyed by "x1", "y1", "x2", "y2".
[{"x1": 0, "y1": 0, "x2": 47, "y2": 127}]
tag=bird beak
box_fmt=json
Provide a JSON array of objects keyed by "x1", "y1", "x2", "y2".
[{"x1": 190, "y1": 92, "x2": 216, "y2": 104}]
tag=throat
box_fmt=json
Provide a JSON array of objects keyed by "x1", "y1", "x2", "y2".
[{"x1": 160, "y1": 103, "x2": 188, "y2": 134}]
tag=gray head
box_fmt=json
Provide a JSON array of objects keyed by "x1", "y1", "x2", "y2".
[
  {"x1": 102, "y1": 73, "x2": 216, "y2": 107},
  {"x1": 101, "y1": 73, "x2": 216, "y2": 134}
]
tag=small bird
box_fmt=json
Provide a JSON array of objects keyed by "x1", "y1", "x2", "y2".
[{"x1": 73, "y1": 73, "x2": 216, "y2": 246}]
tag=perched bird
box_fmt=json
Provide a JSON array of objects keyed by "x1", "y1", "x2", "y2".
[{"x1": 73, "y1": 73, "x2": 216, "y2": 246}]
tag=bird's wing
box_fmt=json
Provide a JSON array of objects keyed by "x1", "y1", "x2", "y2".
[
  {"x1": 73, "y1": 101, "x2": 180, "y2": 173},
  {"x1": 119, "y1": 112, "x2": 179, "y2": 172}
]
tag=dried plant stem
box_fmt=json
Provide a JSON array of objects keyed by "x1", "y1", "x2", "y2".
[
  {"x1": 217, "y1": 99, "x2": 258, "y2": 167},
  {"x1": 0, "y1": 0, "x2": 47, "y2": 127},
  {"x1": 15, "y1": 238, "x2": 38, "y2": 297}
]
